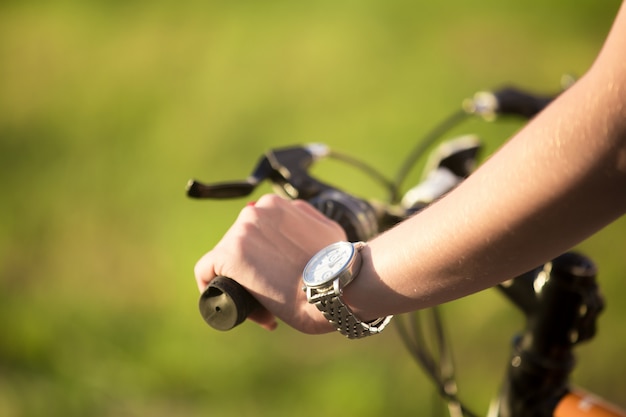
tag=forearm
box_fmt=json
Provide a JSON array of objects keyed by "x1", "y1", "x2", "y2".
[{"x1": 346, "y1": 12, "x2": 626, "y2": 318}]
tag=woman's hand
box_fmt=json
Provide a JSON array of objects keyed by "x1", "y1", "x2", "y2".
[{"x1": 194, "y1": 194, "x2": 347, "y2": 333}]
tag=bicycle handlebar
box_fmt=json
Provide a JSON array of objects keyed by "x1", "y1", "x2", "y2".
[
  {"x1": 190, "y1": 136, "x2": 481, "y2": 330},
  {"x1": 189, "y1": 85, "x2": 559, "y2": 331}
]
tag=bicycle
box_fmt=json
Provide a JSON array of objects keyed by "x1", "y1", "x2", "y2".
[{"x1": 187, "y1": 82, "x2": 626, "y2": 417}]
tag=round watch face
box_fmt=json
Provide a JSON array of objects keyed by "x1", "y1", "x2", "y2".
[{"x1": 303, "y1": 242, "x2": 355, "y2": 287}]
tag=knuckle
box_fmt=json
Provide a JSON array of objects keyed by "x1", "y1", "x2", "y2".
[
  {"x1": 194, "y1": 255, "x2": 213, "y2": 286},
  {"x1": 193, "y1": 258, "x2": 204, "y2": 277},
  {"x1": 256, "y1": 193, "x2": 283, "y2": 207},
  {"x1": 291, "y1": 199, "x2": 312, "y2": 210}
]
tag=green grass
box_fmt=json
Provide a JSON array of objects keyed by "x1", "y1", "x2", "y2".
[{"x1": 1, "y1": 1, "x2": 625, "y2": 416}]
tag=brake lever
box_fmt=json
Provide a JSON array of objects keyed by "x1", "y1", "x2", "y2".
[
  {"x1": 186, "y1": 179, "x2": 257, "y2": 199},
  {"x1": 187, "y1": 144, "x2": 333, "y2": 200},
  {"x1": 187, "y1": 153, "x2": 275, "y2": 199}
]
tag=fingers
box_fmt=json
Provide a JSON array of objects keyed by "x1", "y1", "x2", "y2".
[
  {"x1": 291, "y1": 198, "x2": 336, "y2": 224},
  {"x1": 193, "y1": 193, "x2": 346, "y2": 333},
  {"x1": 252, "y1": 195, "x2": 347, "y2": 247},
  {"x1": 194, "y1": 252, "x2": 216, "y2": 293},
  {"x1": 248, "y1": 308, "x2": 279, "y2": 331}
]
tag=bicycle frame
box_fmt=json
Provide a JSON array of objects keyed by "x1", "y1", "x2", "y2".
[{"x1": 555, "y1": 390, "x2": 626, "y2": 417}]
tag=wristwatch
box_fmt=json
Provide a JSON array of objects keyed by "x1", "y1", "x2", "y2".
[{"x1": 302, "y1": 241, "x2": 393, "y2": 339}]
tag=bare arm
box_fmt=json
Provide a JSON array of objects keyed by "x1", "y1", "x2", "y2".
[
  {"x1": 195, "y1": 2, "x2": 626, "y2": 333},
  {"x1": 346, "y1": 1, "x2": 626, "y2": 320}
]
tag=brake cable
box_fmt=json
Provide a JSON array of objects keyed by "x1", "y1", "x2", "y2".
[
  {"x1": 325, "y1": 150, "x2": 399, "y2": 203},
  {"x1": 396, "y1": 308, "x2": 480, "y2": 417},
  {"x1": 392, "y1": 109, "x2": 470, "y2": 202}
]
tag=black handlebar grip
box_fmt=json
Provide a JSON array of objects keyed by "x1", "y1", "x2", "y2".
[
  {"x1": 199, "y1": 276, "x2": 260, "y2": 331},
  {"x1": 493, "y1": 87, "x2": 555, "y2": 118}
]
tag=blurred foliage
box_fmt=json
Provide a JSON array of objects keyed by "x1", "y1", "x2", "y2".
[{"x1": 1, "y1": 0, "x2": 625, "y2": 416}]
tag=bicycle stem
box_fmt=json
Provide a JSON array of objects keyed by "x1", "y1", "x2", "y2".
[{"x1": 494, "y1": 252, "x2": 604, "y2": 417}]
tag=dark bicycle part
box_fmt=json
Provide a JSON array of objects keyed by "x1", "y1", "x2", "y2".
[
  {"x1": 199, "y1": 276, "x2": 261, "y2": 331},
  {"x1": 188, "y1": 143, "x2": 382, "y2": 240},
  {"x1": 495, "y1": 252, "x2": 604, "y2": 417},
  {"x1": 187, "y1": 153, "x2": 276, "y2": 199},
  {"x1": 401, "y1": 135, "x2": 482, "y2": 213},
  {"x1": 493, "y1": 87, "x2": 555, "y2": 118},
  {"x1": 465, "y1": 86, "x2": 559, "y2": 120},
  {"x1": 187, "y1": 179, "x2": 257, "y2": 198},
  {"x1": 188, "y1": 144, "x2": 338, "y2": 201},
  {"x1": 430, "y1": 134, "x2": 482, "y2": 178},
  {"x1": 309, "y1": 190, "x2": 379, "y2": 242}
]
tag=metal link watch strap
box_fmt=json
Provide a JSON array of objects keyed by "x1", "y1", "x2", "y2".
[
  {"x1": 304, "y1": 241, "x2": 393, "y2": 339},
  {"x1": 314, "y1": 295, "x2": 393, "y2": 339}
]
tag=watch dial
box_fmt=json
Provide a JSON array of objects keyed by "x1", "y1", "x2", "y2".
[{"x1": 303, "y1": 242, "x2": 354, "y2": 286}]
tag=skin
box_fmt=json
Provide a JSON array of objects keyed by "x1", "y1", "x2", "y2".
[{"x1": 195, "y1": 2, "x2": 626, "y2": 334}]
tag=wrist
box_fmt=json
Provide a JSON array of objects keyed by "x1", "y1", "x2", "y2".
[
  {"x1": 302, "y1": 241, "x2": 392, "y2": 338},
  {"x1": 340, "y1": 242, "x2": 387, "y2": 322}
]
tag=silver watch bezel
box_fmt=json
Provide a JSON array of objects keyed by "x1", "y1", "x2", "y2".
[
  {"x1": 301, "y1": 241, "x2": 393, "y2": 339},
  {"x1": 302, "y1": 241, "x2": 360, "y2": 290}
]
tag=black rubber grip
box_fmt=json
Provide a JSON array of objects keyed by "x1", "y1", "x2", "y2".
[
  {"x1": 493, "y1": 87, "x2": 555, "y2": 118},
  {"x1": 198, "y1": 276, "x2": 260, "y2": 331}
]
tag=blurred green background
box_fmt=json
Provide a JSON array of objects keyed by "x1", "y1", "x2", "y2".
[{"x1": 1, "y1": 0, "x2": 625, "y2": 416}]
